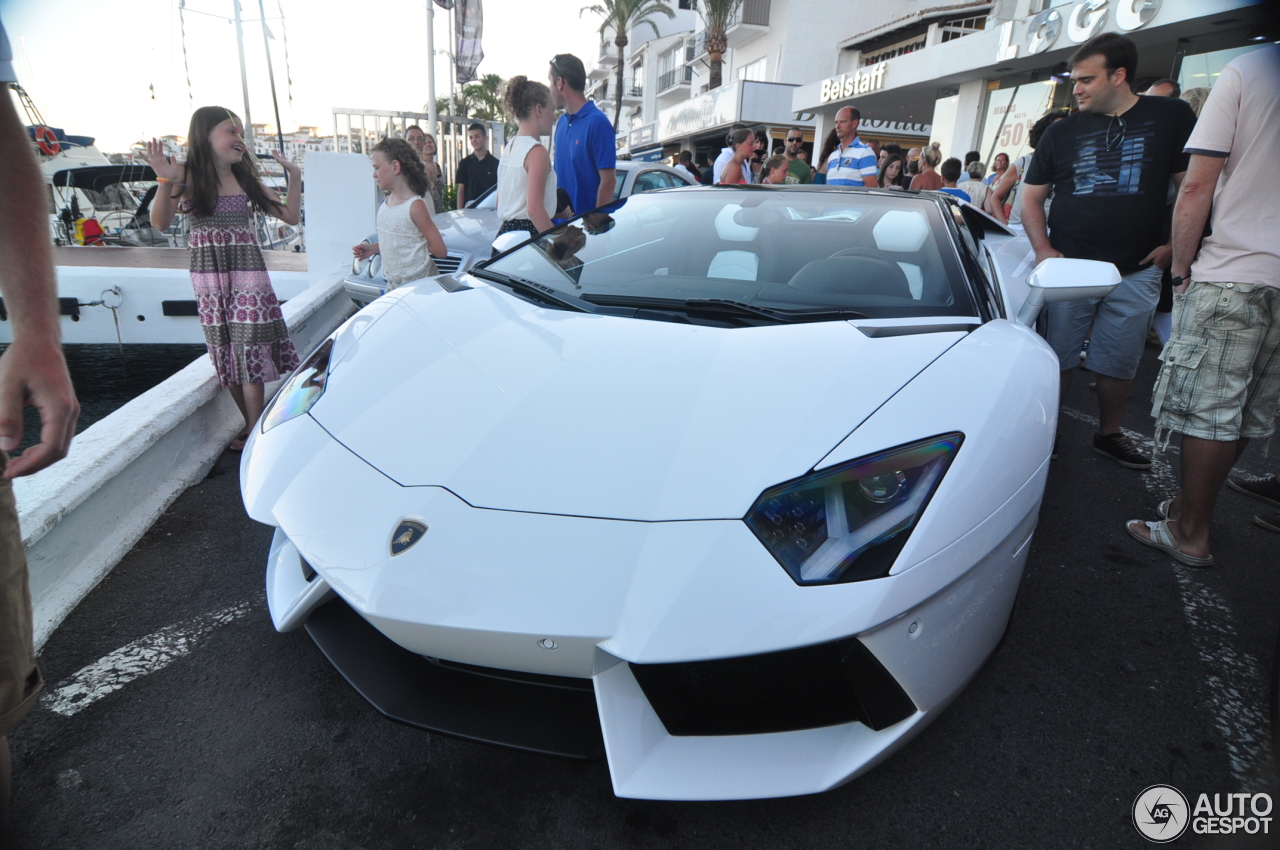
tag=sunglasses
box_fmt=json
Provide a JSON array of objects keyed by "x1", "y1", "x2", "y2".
[{"x1": 786, "y1": 138, "x2": 803, "y2": 143}]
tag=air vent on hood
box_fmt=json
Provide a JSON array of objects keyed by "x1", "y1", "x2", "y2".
[
  {"x1": 853, "y1": 322, "x2": 979, "y2": 338},
  {"x1": 435, "y1": 274, "x2": 472, "y2": 293}
]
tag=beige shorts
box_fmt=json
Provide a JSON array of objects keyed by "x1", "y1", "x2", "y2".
[
  {"x1": 1152, "y1": 281, "x2": 1280, "y2": 445},
  {"x1": 0, "y1": 454, "x2": 41, "y2": 737}
]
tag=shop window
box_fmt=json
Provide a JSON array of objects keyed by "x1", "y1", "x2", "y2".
[
  {"x1": 975, "y1": 81, "x2": 1059, "y2": 169},
  {"x1": 1177, "y1": 44, "x2": 1271, "y2": 95},
  {"x1": 737, "y1": 57, "x2": 767, "y2": 82}
]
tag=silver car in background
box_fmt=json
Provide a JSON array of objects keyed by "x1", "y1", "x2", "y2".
[{"x1": 344, "y1": 162, "x2": 699, "y2": 306}]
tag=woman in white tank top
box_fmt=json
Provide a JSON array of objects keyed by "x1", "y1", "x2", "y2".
[{"x1": 494, "y1": 76, "x2": 557, "y2": 253}]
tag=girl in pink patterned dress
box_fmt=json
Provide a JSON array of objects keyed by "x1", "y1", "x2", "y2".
[{"x1": 144, "y1": 106, "x2": 300, "y2": 451}]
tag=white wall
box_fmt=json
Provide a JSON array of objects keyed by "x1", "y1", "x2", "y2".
[{"x1": 304, "y1": 152, "x2": 380, "y2": 279}]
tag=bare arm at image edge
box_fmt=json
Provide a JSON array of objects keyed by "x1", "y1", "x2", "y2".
[
  {"x1": 0, "y1": 90, "x2": 79, "y2": 477},
  {"x1": 1170, "y1": 155, "x2": 1226, "y2": 290}
]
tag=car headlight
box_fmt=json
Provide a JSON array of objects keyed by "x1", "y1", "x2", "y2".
[
  {"x1": 744, "y1": 433, "x2": 963, "y2": 586},
  {"x1": 352, "y1": 241, "x2": 371, "y2": 276},
  {"x1": 260, "y1": 338, "x2": 334, "y2": 433}
]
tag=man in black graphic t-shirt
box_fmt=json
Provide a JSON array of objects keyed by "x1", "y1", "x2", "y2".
[{"x1": 1022, "y1": 32, "x2": 1196, "y2": 471}]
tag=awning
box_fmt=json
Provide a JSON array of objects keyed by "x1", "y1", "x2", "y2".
[{"x1": 51, "y1": 165, "x2": 158, "y2": 193}]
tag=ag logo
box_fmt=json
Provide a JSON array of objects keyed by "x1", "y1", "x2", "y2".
[
  {"x1": 390, "y1": 520, "x2": 428, "y2": 556},
  {"x1": 1133, "y1": 784, "x2": 1190, "y2": 842}
]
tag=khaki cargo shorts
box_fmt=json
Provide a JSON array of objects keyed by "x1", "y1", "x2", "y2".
[
  {"x1": 0, "y1": 453, "x2": 41, "y2": 737},
  {"x1": 1152, "y1": 281, "x2": 1280, "y2": 445}
]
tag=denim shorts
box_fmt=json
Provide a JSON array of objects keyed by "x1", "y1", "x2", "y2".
[
  {"x1": 1152, "y1": 280, "x2": 1280, "y2": 444},
  {"x1": 1044, "y1": 264, "x2": 1163, "y2": 379}
]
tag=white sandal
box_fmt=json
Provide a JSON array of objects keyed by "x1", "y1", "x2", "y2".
[{"x1": 1126, "y1": 519, "x2": 1214, "y2": 567}]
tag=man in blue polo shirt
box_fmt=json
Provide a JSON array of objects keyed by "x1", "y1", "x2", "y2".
[
  {"x1": 825, "y1": 107, "x2": 879, "y2": 188},
  {"x1": 549, "y1": 53, "x2": 617, "y2": 216}
]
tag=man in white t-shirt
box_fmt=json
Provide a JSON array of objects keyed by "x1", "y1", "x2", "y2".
[
  {"x1": 673, "y1": 150, "x2": 699, "y2": 182},
  {"x1": 1127, "y1": 45, "x2": 1280, "y2": 566}
]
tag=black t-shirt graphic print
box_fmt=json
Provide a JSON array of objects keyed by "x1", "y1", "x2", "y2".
[{"x1": 1024, "y1": 96, "x2": 1196, "y2": 273}]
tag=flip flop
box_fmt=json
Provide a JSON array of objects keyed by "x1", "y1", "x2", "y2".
[
  {"x1": 228, "y1": 432, "x2": 250, "y2": 452},
  {"x1": 1157, "y1": 499, "x2": 1173, "y2": 521},
  {"x1": 1126, "y1": 519, "x2": 1214, "y2": 567},
  {"x1": 1255, "y1": 511, "x2": 1280, "y2": 533}
]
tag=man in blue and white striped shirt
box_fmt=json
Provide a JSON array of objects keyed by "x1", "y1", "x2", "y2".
[{"x1": 825, "y1": 107, "x2": 880, "y2": 188}]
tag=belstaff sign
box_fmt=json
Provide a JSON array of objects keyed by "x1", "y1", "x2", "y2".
[{"x1": 820, "y1": 64, "x2": 888, "y2": 104}]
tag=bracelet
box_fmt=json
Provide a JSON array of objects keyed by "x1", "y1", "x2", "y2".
[{"x1": 156, "y1": 177, "x2": 190, "y2": 186}]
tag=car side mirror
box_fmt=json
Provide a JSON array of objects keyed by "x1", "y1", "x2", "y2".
[
  {"x1": 1015, "y1": 258, "x2": 1122, "y2": 326},
  {"x1": 491, "y1": 230, "x2": 531, "y2": 256}
]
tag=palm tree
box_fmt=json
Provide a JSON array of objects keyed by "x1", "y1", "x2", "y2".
[
  {"x1": 582, "y1": 0, "x2": 676, "y2": 129},
  {"x1": 463, "y1": 73, "x2": 506, "y2": 124},
  {"x1": 693, "y1": 0, "x2": 741, "y2": 90},
  {"x1": 428, "y1": 74, "x2": 515, "y2": 135}
]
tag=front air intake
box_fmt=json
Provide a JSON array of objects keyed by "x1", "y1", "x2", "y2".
[{"x1": 628, "y1": 637, "x2": 916, "y2": 737}]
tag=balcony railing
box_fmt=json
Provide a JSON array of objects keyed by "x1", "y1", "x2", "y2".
[
  {"x1": 658, "y1": 66, "x2": 693, "y2": 91},
  {"x1": 728, "y1": 0, "x2": 770, "y2": 28}
]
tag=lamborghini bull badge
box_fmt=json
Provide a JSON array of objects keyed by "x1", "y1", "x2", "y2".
[{"x1": 390, "y1": 520, "x2": 428, "y2": 556}]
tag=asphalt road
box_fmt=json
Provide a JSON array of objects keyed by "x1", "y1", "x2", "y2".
[{"x1": 7, "y1": 347, "x2": 1280, "y2": 849}]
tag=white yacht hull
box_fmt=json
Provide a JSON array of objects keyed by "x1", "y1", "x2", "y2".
[{"x1": 0, "y1": 248, "x2": 312, "y2": 345}]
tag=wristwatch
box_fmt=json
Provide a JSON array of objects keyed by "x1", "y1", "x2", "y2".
[{"x1": 1170, "y1": 275, "x2": 1188, "y2": 287}]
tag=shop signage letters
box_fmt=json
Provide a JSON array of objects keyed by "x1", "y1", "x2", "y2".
[
  {"x1": 658, "y1": 81, "x2": 741, "y2": 140},
  {"x1": 860, "y1": 119, "x2": 931, "y2": 137},
  {"x1": 628, "y1": 123, "x2": 657, "y2": 148},
  {"x1": 997, "y1": 0, "x2": 1161, "y2": 60},
  {"x1": 820, "y1": 64, "x2": 887, "y2": 104}
]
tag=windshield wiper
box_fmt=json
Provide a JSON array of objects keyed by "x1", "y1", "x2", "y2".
[
  {"x1": 581, "y1": 295, "x2": 868, "y2": 324},
  {"x1": 471, "y1": 269, "x2": 597, "y2": 313},
  {"x1": 684, "y1": 299, "x2": 869, "y2": 323}
]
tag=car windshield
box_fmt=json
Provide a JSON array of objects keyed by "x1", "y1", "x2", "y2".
[{"x1": 481, "y1": 188, "x2": 975, "y2": 323}]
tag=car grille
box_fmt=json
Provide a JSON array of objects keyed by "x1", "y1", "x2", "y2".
[
  {"x1": 628, "y1": 637, "x2": 916, "y2": 737},
  {"x1": 435, "y1": 252, "x2": 463, "y2": 274}
]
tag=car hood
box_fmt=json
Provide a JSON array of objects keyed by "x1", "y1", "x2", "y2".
[
  {"x1": 311, "y1": 281, "x2": 967, "y2": 521},
  {"x1": 434, "y1": 208, "x2": 499, "y2": 256}
]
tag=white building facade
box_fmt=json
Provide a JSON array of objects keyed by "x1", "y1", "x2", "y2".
[
  {"x1": 581, "y1": 0, "x2": 1272, "y2": 176},
  {"x1": 790, "y1": 0, "x2": 1273, "y2": 169}
]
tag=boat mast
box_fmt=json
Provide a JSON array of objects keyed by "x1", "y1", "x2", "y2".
[
  {"x1": 257, "y1": 0, "x2": 286, "y2": 154},
  {"x1": 426, "y1": 2, "x2": 438, "y2": 136},
  {"x1": 232, "y1": 0, "x2": 254, "y2": 147}
]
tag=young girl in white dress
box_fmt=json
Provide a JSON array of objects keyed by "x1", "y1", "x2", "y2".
[{"x1": 352, "y1": 138, "x2": 447, "y2": 290}]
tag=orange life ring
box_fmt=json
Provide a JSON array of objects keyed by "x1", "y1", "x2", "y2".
[{"x1": 34, "y1": 125, "x2": 61, "y2": 156}]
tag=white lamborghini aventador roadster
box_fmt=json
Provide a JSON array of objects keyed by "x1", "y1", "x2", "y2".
[{"x1": 241, "y1": 186, "x2": 1120, "y2": 800}]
